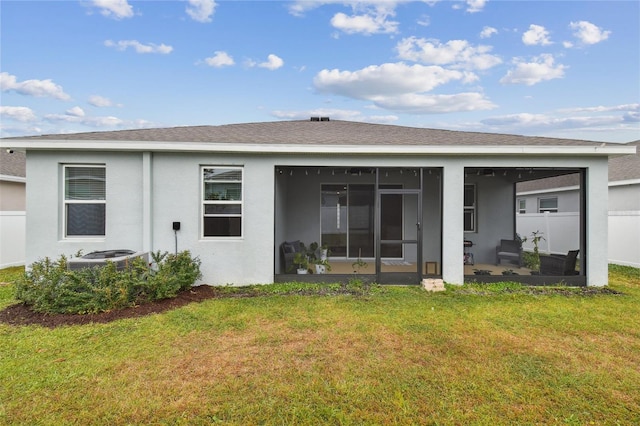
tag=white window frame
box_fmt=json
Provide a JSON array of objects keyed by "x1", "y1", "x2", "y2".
[
  {"x1": 517, "y1": 198, "x2": 526, "y2": 214},
  {"x1": 538, "y1": 196, "x2": 558, "y2": 213},
  {"x1": 202, "y1": 166, "x2": 243, "y2": 238},
  {"x1": 464, "y1": 184, "x2": 476, "y2": 233},
  {"x1": 63, "y1": 164, "x2": 106, "y2": 238}
]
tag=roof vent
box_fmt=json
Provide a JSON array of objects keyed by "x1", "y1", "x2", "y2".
[
  {"x1": 320, "y1": 117, "x2": 330, "y2": 121},
  {"x1": 310, "y1": 116, "x2": 320, "y2": 121}
]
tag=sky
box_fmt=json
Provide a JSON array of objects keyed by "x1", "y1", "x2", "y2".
[{"x1": 1, "y1": 0, "x2": 639, "y2": 143}]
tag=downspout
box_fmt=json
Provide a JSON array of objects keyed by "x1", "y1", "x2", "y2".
[{"x1": 142, "y1": 152, "x2": 153, "y2": 253}]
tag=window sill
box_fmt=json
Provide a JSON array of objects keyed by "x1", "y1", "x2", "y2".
[{"x1": 60, "y1": 237, "x2": 106, "y2": 243}]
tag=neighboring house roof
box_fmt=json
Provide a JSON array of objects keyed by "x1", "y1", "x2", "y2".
[
  {"x1": 609, "y1": 140, "x2": 640, "y2": 182},
  {"x1": 2, "y1": 120, "x2": 634, "y2": 158},
  {"x1": 0, "y1": 149, "x2": 26, "y2": 181},
  {"x1": 517, "y1": 140, "x2": 639, "y2": 193}
]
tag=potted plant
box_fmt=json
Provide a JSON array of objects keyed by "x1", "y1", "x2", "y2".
[
  {"x1": 320, "y1": 243, "x2": 330, "y2": 261},
  {"x1": 315, "y1": 243, "x2": 331, "y2": 274},
  {"x1": 523, "y1": 230, "x2": 545, "y2": 274},
  {"x1": 314, "y1": 257, "x2": 332, "y2": 274},
  {"x1": 291, "y1": 252, "x2": 309, "y2": 274}
]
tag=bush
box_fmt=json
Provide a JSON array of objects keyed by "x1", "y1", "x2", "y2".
[{"x1": 15, "y1": 251, "x2": 202, "y2": 314}]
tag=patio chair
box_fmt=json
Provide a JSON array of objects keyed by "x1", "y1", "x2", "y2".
[
  {"x1": 540, "y1": 250, "x2": 580, "y2": 275},
  {"x1": 495, "y1": 239, "x2": 522, "y2": 267},
  {"x1": 280, "y1": 240, "x2": 304, "y2": 273}
]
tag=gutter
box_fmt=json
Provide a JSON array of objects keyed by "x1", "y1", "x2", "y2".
[
  {"x1": 1, "y1": 140, "x2": 636, "y2": 157},
  {"x1": 0, "y1": 174, "x2": 26, "y2": 183}
]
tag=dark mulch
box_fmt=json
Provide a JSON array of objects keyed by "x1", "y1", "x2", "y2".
[{"x1": 0, "y1": 285, "x2": 224, "y2": 328}]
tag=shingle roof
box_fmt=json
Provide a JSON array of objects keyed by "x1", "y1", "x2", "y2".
[
  {"x1": 517, "y1": 140, "x2": 639, "y2": 192},
  {"x1": 609, "y1": 140, "x2": 640, "y2": 182},
  {"x1": 0, "y1": 149, "x2": 26, "y2": 178},
  {"x1": 11, "y1": 119, "x2": 617, "y2": 147}
]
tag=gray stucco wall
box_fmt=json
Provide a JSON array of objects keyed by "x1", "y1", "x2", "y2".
[
  {"x1": 26, "y1": 151, "x2": 144, "y2": 264},
  {"x1": 23, "y1": 150, "x2": 610, "y2": 286},
  {"x1": 151, "y1": 152, "x2": 275, "y2": 285},
  {"x1": 463, "y1": 173, "x2": 515, "y2": 265}
]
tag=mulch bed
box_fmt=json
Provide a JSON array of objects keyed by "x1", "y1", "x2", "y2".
[{"x1": 0, "y1": 285, "x2": 224, "y2": 328}]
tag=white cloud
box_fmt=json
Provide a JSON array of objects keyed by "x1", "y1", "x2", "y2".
[
  {"x1": 465, "y1": 0, "x2": 487, "y2": 13},
  {"x1": 477, "y1": 103, "x2": 639, "y2": 141},
  {"x1": 480, "y1": 26, "x2": 497, "y2": 39},
  {"x1": 330, "y1": 11, "x2": 398, "y2": 35},
  {"x1": 258, "y1": 54, "x2": 284, "y2": 70},
  {"x1": 0, "y1": 106, "x2": 37, "y2": 122},
  {"x1": 373, "y1": 92, "x2": 496, "y2": 113},
  {"x1": 522, "y1": 24, "x2": 552, "y2": 46},
  {"x1": 417, "y1": 14, "x2": 430, "y2": 27},
  {"x1": 558, "y1": 104, "x2": 639, "y2": 114},
  {"x1": 313, "y1": 62, "x2": 495, "y2": 114},
  {"x1": 45, "y1": 111, "x2": 125, "y2": 128},
  {"x1": 396, "y1": 37, "x2": 501, "y2": 70},
  {"x1": 500, "y1": 54, "x2": 566, "y2": 86},
  {"x1": 89, "y1": 95, "x2": 117, "y2": 107},
  {"x1": 562, "y1": 41, "x2": 574, "y2": 48},
  {"x1": 289, "y1": 1, "x2": 403, "y2": 35},
  {"x1": 186, "y1": 0, "x2": 217, "y2": 23},
  {"x1": 91, "y1": 0, "x2": 134, "y2": 20},
  {"x1": 314, "y1": 62, "x2": 468, "y2": 99},
  {"x1": 204, "y1": 51, "x2": 235, "y2": 67},
  {"x1": 569, "y1": 21, "x2": 611, "y2": 45},
  {"x1": 0, "y1": 72, "x2": 71, "y2": 100},
  {"x1": 104, "y1": 40, "x2": 173, "y2": 54},
  {"x1": 623, "y1": 111, "x2": 640, "y2": 122},
  {"x1": 66, "y1": 106, "x2": 85, "y2": 117}
]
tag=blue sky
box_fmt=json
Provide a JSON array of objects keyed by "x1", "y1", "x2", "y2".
[{"x1": 1, "y1": 0, "x2": 638, "y2": 142}]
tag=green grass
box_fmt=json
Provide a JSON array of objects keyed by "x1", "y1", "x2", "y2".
[{"x1": 1, "y1": 265, "x2": 639, "y2": 425}]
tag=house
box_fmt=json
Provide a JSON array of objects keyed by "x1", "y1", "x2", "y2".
[
  {"x1": 0, "y1": 149, "x2": 26, "y2": 268},
  {"x1": 516, "y1": 140, "x2": 640, "y2": 267},
  {"x1": 1, "y1": 119, "x2": 635, "y2": 286}
]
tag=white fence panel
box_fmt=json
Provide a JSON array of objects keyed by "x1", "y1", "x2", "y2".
[
  {"x1": 608, "y1": 211, "x2": 640, "y2": 268},
  {"x1": 517, "y1": 211, "x2": 640, "y2": 267},
  {"x1": 0, "y1": 211, "x2": 26, "y2": 268},
  {"x1": 516, "y1": 212, "x2": 580, "y2": 255}
]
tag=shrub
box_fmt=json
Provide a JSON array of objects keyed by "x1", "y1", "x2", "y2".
[{"x1": 15, "y1": 251, "x2": 202, "y2": 314}]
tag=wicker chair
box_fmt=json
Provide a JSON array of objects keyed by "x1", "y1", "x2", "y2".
[
  {"x1": 280, "y1": 240, "x2": 305, "y2": 273},
  {"x1": 495, "y1": 239, "x2": 523, "y2": 267},
  {"x1": 540, "y1": 250, "x2": 580, "y2": 276}
]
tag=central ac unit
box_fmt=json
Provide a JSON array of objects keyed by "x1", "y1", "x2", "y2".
[{"x1": 67, "y1": 250, "x2": 149, "y2": 271}]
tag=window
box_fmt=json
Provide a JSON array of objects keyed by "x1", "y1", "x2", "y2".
[
  {"x1": 202, "y1": 167, "x2": 242, "y2": 237},
  {"x1": 517, "y1": 199, "x2": 526, "y2": 214},
  {"x1": 464, "y1": 184, "x2": 476, "y2": 232},
  {"x1": 64, "y1": 165, "x2": 106, "y2": 237},
  {"x1": 538, "y1": 197, "x2": 558, "y2": 213}
]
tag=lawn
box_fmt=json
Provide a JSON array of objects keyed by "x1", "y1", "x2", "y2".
[{"x1": 1, "y1": 265, "x2": 639, "y2": 425}]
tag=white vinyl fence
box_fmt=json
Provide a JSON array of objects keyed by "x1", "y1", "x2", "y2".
[
  {"x1": 0, "y1": 211, "x2": 26, "y2": 269},
  {"x1": 517, "y1": 211, "x2": 640, "y2": 268}
]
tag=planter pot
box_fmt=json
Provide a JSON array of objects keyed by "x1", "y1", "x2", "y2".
[
  {"x1": 315, "y1": 264, "x2": 326, "y2": 274},
  {"x1": 297, "y1": 268, "x2": 308, "y2": 274}
]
